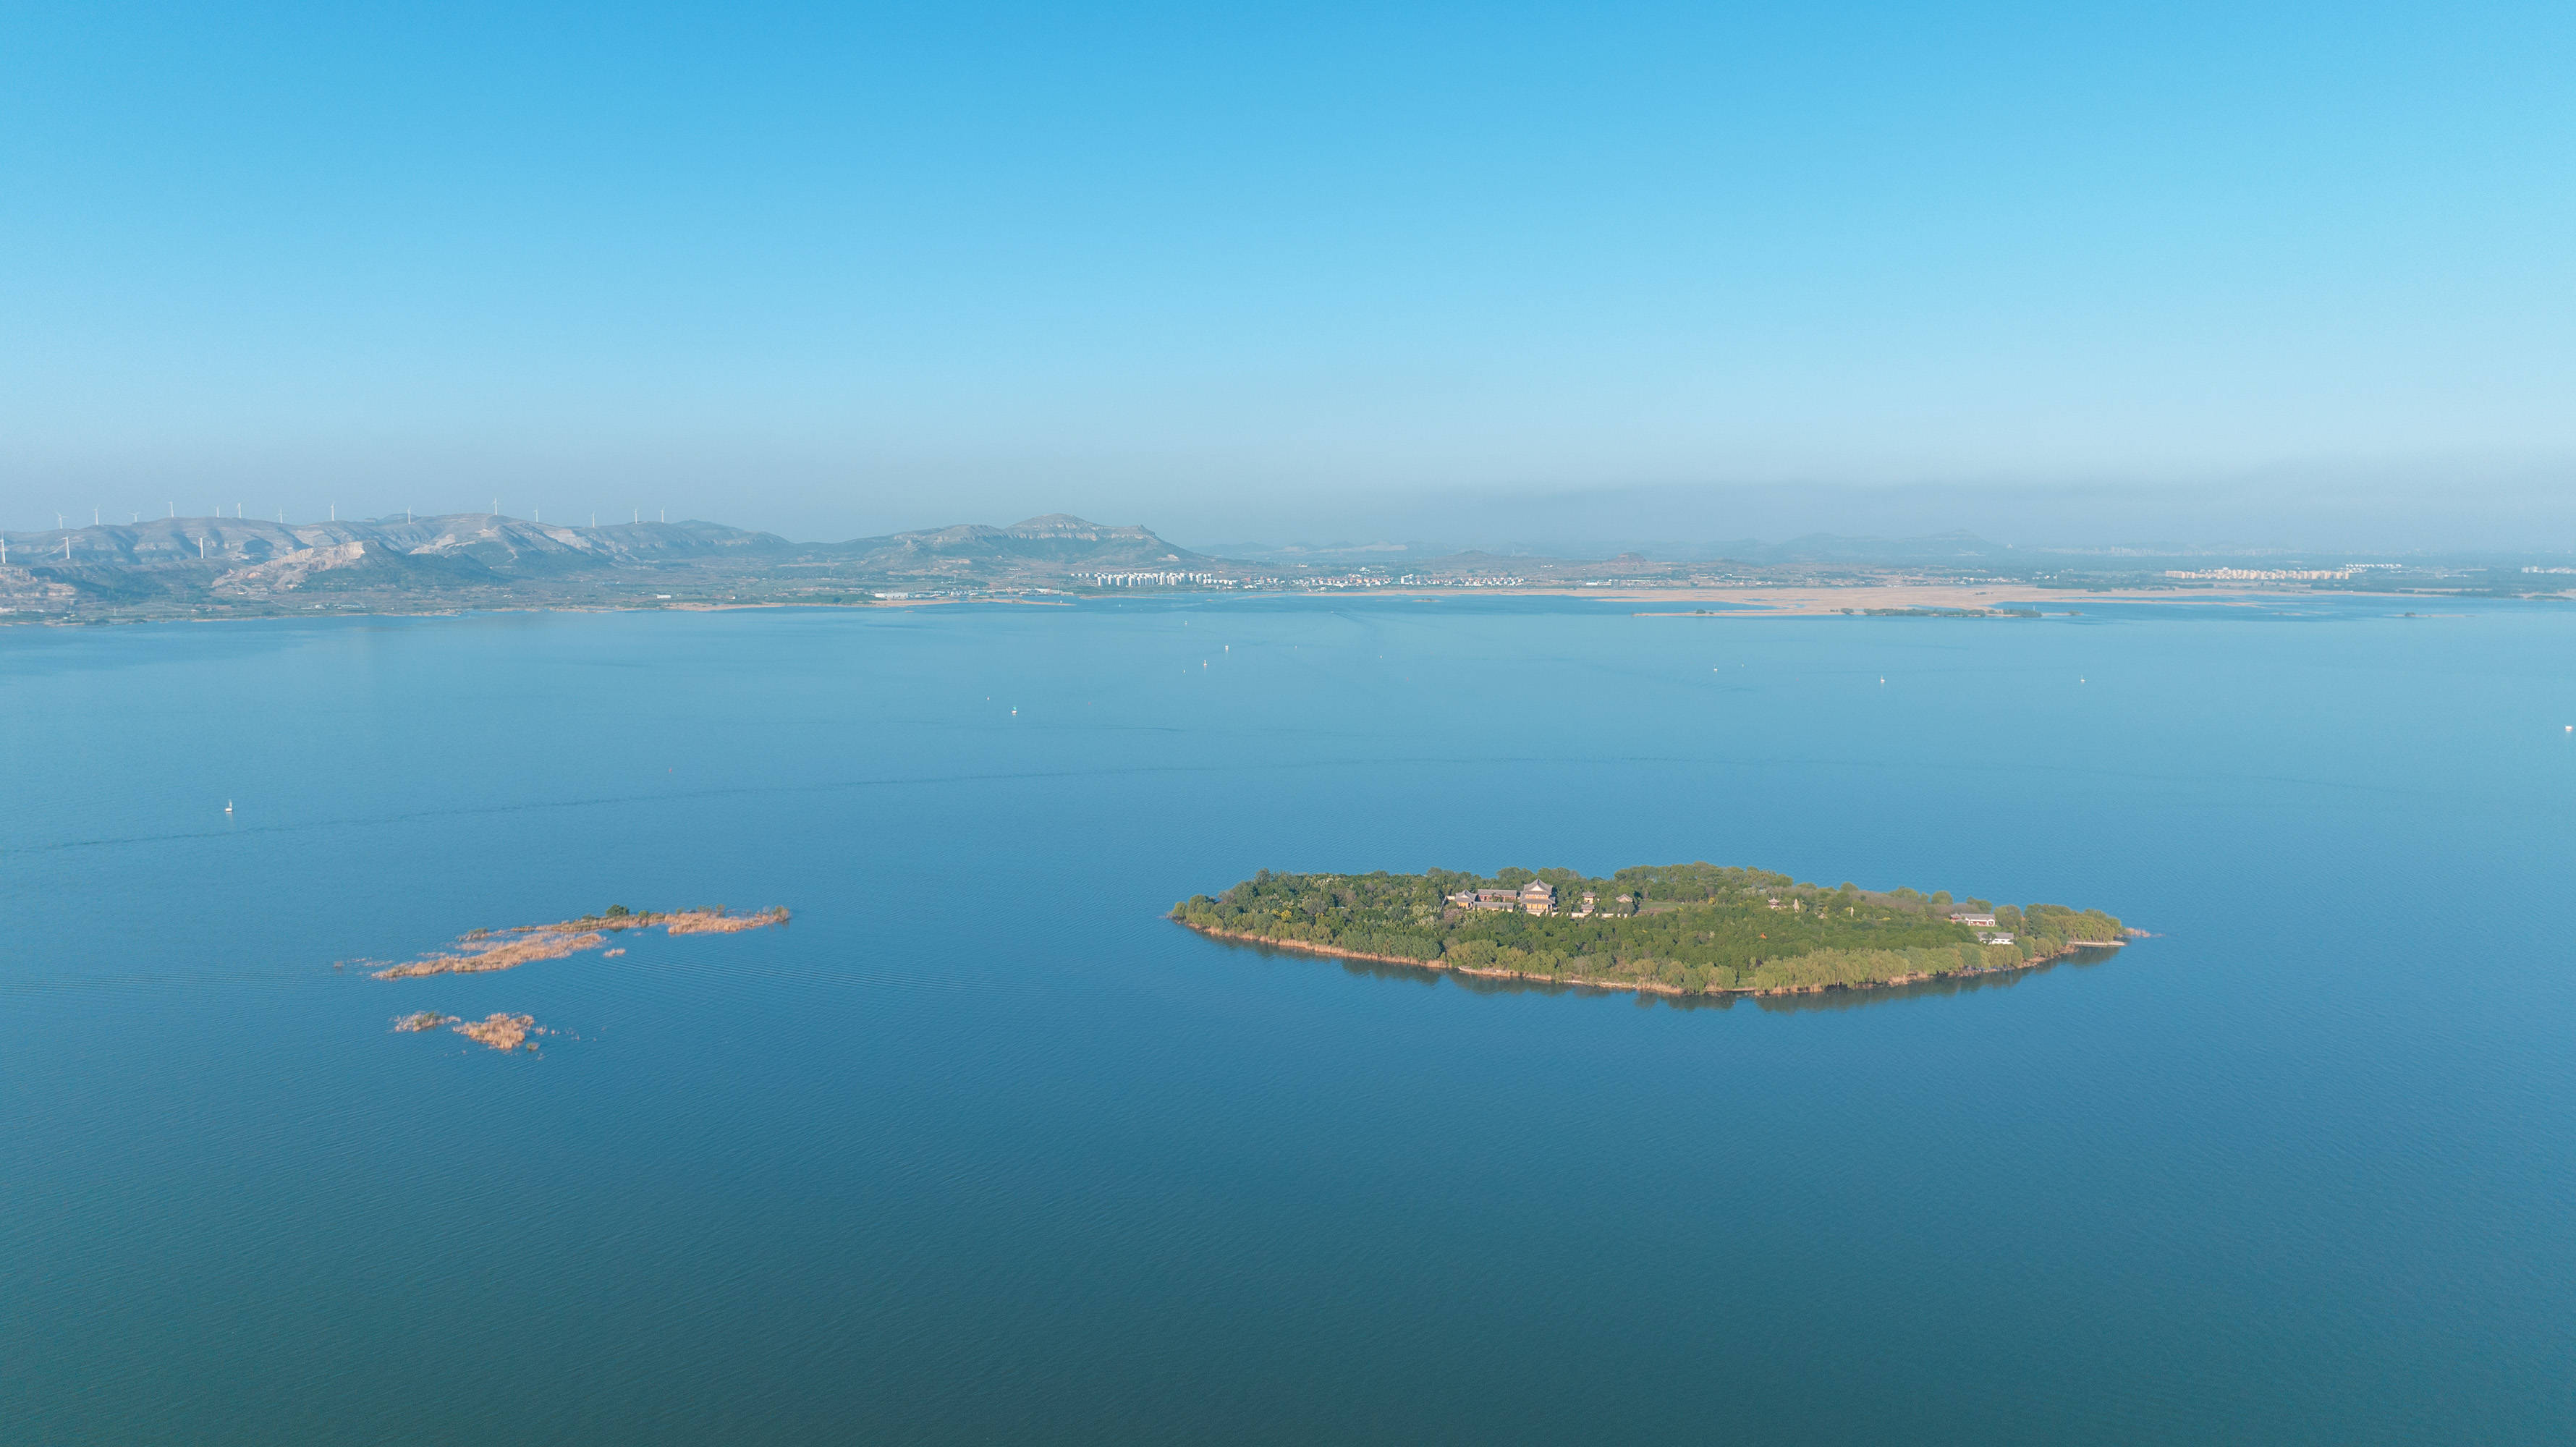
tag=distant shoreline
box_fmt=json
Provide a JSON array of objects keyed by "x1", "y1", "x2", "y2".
[
  {"x1": 0, "y1": 595, "x2": 1077, "y2": 627},
  {"x1": 4, "y1": 582, "x2": 2488, "y2": 629},
  {"x1": 1176, "y1": 920, "x2": 2127, "y2": 999},
  {"x1": 7, "y1": 509, "x2": 2563, "y2": 626},
  {"x1": 1399, "y1": 583, "x2": 2461, "y2": 615}
]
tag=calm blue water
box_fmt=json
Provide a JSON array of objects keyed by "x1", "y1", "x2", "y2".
[{"x1": 4, "y1": 596, "x2": 2573, "y2": 1444}]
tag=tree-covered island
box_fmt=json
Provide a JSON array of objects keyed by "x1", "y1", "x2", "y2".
[{"x1": 1171, "y1": 863, "x2": 2132, "y2": 996}]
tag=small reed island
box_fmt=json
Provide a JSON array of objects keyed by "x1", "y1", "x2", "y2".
[
  {"x1": 370, "y1": 904, "x2": 790, "y2": 979},
  {"x1": 1172, "y1": 864, "x2": 2135, "y2": 998},
  {"x1": 394, "y1": 1011, "x2": 549, "y2": 1052}
]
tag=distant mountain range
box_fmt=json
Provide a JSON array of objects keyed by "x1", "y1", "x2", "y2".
[
  {"x1": 9, "y1": 512, "x2": 779, "y2": 568},
  {"x1": 0, "y1": 512, "x2": 1229, "y2": 619},
  {"x1": 816, "y1": 514, "x2": 1210, "y2": 573},
  {"x1": 0, "y1": 510, "x2": 2528, "y2": 622}
]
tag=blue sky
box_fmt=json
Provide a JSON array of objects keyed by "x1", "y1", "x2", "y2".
[{"x1": 4, "y1": 1, "x2": 2571, "y2": 545}]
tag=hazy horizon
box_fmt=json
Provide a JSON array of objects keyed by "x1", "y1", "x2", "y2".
[
  {"x1": 6, "y1": 3, "x2": 2572, "y2": 550},
  {"x1": 17, "y1": 469, "x2": 2576, "y2": 559}
]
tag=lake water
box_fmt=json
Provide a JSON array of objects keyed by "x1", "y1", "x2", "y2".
[{"x1": 4, "y1": 595, "x2": 2573, "y2": 1444}]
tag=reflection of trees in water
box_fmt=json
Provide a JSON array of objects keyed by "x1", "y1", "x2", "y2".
[{"x1": 1213, "y1": 936, "x2": 2125, "y2": 1014}]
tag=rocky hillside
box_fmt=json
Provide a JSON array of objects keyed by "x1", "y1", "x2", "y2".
[
  {"x1": 4, "y1": 514, "x2": 788, "y2": 570},
  {"x1": 820, "y1": 514, "x2": 1208, "y2": 572},
  {"x1": 0, "y1": 512, "x2": 1221, "y2": 620}
]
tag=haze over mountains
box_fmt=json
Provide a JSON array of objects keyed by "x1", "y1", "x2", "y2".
[
  {"x1": 820, "y1": 515, "x2": 1206, "y2": 573},
  {"x1": 1211, "y1": 531, "x2": 2019, "y2": 567}
]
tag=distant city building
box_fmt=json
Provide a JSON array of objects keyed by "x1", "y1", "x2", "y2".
[{"x1": 1072, "y1": 571, "x2": 1225, "y2": 587}]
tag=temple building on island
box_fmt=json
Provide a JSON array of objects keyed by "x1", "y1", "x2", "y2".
[{"x1": 1446, "y1": 880, "x2": 1560, "y2": 915}]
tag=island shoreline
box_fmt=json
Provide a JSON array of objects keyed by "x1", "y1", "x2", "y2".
[{"x1": 1174, "y1": 920, "x2": 2127, "y2": 998}]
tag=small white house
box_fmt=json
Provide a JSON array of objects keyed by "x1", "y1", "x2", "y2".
[{"x1": 1949, "y1": 910, "x2": 1999, "y2": 928}]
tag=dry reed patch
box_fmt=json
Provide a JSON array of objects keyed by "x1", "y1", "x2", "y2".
[
  {"x1": 374, "y1": 927, "x2": 606, "y2": 978},
  {"x1": 663, "y1": 907, "x2": 791, "y2": 935},
  {"x1": 453, "y1": 1013, "x2": 543, "y2": 1052},
  {"x1": 370, "y1": 905, "x2": 789, "y2": 978}
]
